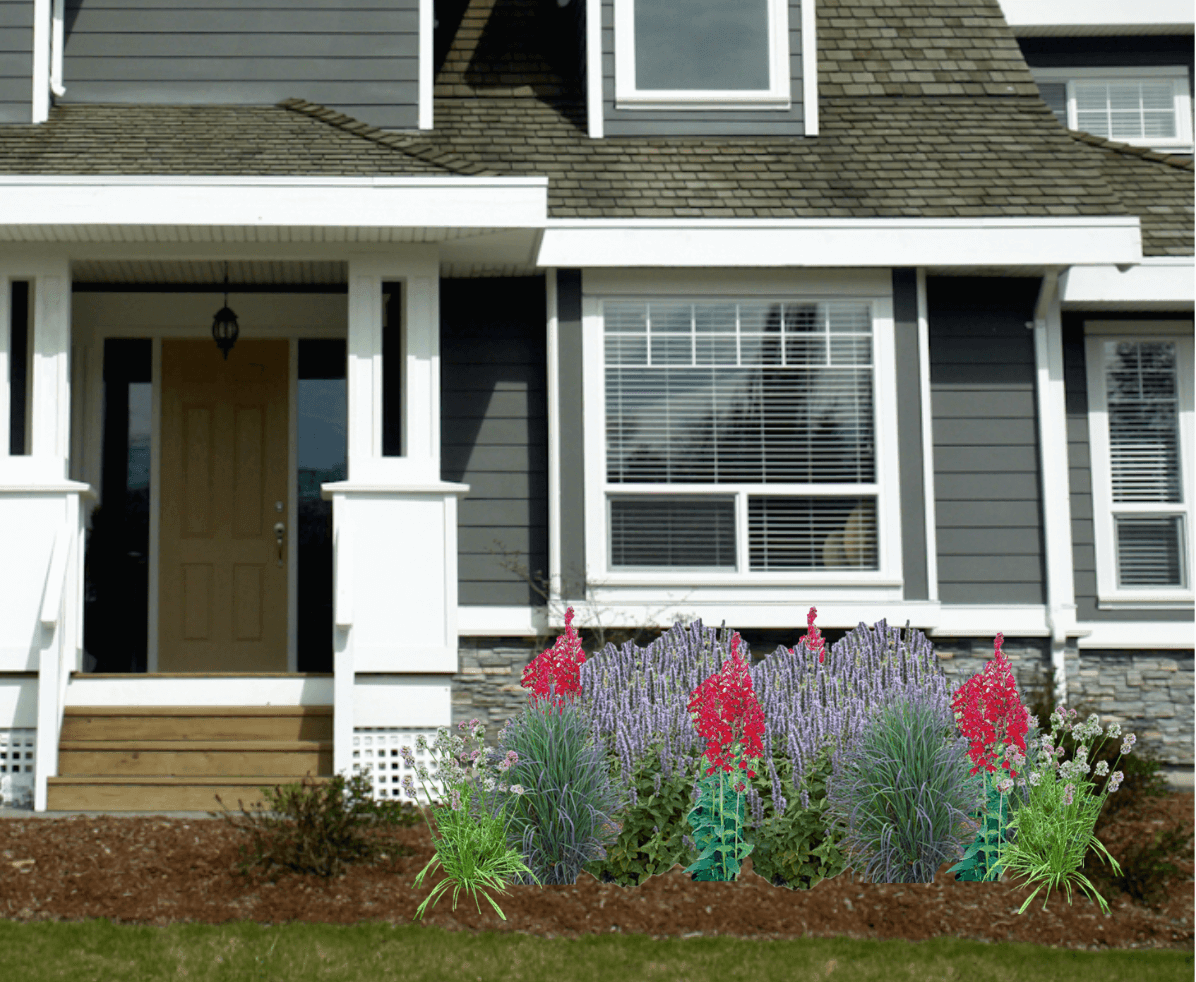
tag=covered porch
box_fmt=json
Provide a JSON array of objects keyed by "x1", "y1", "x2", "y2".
[{"x1": 0, "y1": 174, "x2": 548, "y2": 810}]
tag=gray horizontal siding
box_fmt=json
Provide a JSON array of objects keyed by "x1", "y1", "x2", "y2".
[
  {"x1": 601, "y1": 0, "x2": 804, "y2": 137},
  {"x1": 0, "y1": 0, "x2": 32, "y2": 124},
  {"x1": 928, "y1": 277, "x2": 1046, "y2": 606},
  {"x1": 62, "y1": 0, "x2": 419, "y2": 129},
  {"x1": 440, "y1": 276, "x2": 549, "y2": 608},
  {"x1": 1062, "y1": 312, "x2": 1195, "y2": 624},
  {"x1": 1019, "y1": 35, "x2": 1194, "y2": 97}
]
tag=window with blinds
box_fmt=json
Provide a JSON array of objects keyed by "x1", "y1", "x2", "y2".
[
  {"x1": 1030, "y1": 70, "x2": 1192, "y2": 150},
  {"x1": 603, "y1": 300, "x2": 878, "y2": 571},
  {"x1": 1104, "y1": 341, "x2": 1187, "y2": 588}
]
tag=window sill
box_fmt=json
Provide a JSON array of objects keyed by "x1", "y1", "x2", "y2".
[
  {"x1": 614, "y1": 94, "x2": 791, "y2": 112},
  {"x1": 593, "y1": 572, "x2": 902, "y2": 587},
  {"x1": 1097, "y1": 594, "x2": 1194, "y2": 611}
]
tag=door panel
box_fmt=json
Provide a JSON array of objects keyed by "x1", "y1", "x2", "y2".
[{"x1": 159, "y1": 340, "x2": 289, "y2": 672}]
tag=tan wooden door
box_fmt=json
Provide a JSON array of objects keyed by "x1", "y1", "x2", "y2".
[{"x1": 158, "y1": 340, "x2": 289, "y2": 672}]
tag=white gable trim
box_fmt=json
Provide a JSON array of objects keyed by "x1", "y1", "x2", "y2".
[{"x1": 1061, "y1": 258, "x2": 1195, "y2": 309}]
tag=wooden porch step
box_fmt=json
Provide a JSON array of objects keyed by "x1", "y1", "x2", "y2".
[
  {"x1": 57, "y1": 740, "x2": 332, "y2": 777},
  {"x1": 50, "y1": 705, "x2": 337, "y2": 812},
  {"x1": 45, "y1": 775, "x2": 332, "y2": 812},
  {"x1": 61, "y1": 706, "x2": 334, "y2": 742}
]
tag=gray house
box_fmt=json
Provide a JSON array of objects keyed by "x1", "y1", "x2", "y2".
[{"x1": 0, "y1": 0, "x2": 1191, "y2": 811}]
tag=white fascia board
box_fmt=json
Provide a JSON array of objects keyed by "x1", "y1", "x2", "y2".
[
  {"x1": 1077, "y1": 620, "x2": 1195, "y2": 649},
  {"x1": 999, "y1": 0, "x2": 1194, "y2": 34},
  {"x1": 1061, "y1": 257, "x2": 1195, "y2": 308},
  {"x1": 0, "y1": 176, "x2": 549, "y2": 230},
  {"x1": 537, "y1": 218, "x2": 1142, "y2": 268}
]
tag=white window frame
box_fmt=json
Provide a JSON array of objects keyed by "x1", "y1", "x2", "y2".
[
  {"x1": 613, "y1": 0, "x2": 791, "y2": 110},
  {"x1": 581, "y1": 287, "x2": 902, "y2": 591},
  {"x1": 1032, "y1": 66, "x2": 1193, "y2": 152},
  {"x1": 1084, "y1": 321, "x2": 1195, "y2": 610}
]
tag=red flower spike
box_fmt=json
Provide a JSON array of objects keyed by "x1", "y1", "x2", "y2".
[
  {"x1": 521, "y1": 606, "x2": 587, "y2": 713},
  {"x1": 687, "y1": 630, "x2": 767, "y2": 778},
  {"x1": 795, "y1": 606, "x2": 827, "y2": 664},
  {"x1": 951, "y1": 632, "x2": 1029, "y2": 780}
]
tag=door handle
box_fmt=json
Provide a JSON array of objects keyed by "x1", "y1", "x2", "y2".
[{"x1": 274, "y1": 521, "x2": 286, "y2": 567}]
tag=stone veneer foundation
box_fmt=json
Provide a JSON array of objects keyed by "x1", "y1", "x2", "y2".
[{"x1": 450, "y1": 632, "x2": 1194, "y2": 790}]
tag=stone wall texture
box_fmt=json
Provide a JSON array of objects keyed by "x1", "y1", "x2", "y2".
[{"x1": 450, "y1": 633, "x2": 1194, "y2": 789}]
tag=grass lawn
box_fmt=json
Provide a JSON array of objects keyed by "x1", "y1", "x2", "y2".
[{"x1": 0, "y1": 920, "x2": 1190, "y2": 982}]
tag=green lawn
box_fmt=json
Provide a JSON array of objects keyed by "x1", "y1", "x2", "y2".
[{"x1": 0, "y1": 920, "x2": 1189, "y2": 982}]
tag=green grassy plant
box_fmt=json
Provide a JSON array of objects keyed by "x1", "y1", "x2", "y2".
[{"x1": 0, "y1": 920, "x2": 1189, "y2": 982}]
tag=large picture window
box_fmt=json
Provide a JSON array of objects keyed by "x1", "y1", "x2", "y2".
[
  {"x1": 1085, "y1": 329, "x2": 1194, "y2": 605},
  {"x1": 614, "y1": 0, "x2": 791, "y2": 109},
  {"x1": 600, "y1": 299, "x2": 879, "y2": 573}
]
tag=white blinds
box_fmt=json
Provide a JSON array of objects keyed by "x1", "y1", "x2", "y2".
[
  {"x1": 1104, "y1": 341, "x2": 1186, "y2": 588},
  {"x1": 605, "y1": 301, "x2": 874, "y2": 484},
  {"x1": 1105, "y1": 341, "x2": 1180, "y2": 503},
  {"x1": 603, "y1": 300, "x2": 879, "y2": 572}
]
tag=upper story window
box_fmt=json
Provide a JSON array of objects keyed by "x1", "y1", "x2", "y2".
[
  {"x1": 614, "y1": 0, "x2": 791, "y2": 109},
  {"x1": 1033, "y1": 67, "x2": 1193, "y2": 153},
  {"x1": 583, "y1": 295, "x2": 903, "y2": 586},
  {"x1": 1085, "y1": 327, "x2": 1194, "y2": 608}
]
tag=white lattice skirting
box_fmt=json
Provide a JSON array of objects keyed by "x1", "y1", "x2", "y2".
[
  {"x1": 353, "y1": 728, "x2": 452, "y2": 806},
  {"x1": 0, "y1": 730, "x2": 35, "y2": 808}
]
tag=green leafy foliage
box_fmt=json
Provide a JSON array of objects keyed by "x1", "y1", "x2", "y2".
[
  {"x1": 949, "y1": 774, "x2": 1014, "y2": 882},
  {"x1": 211, "y1": 772, "x2": 415, "y2": 878},
  {"x1": 683, "y1": 760, "x2": 755, "y2": 881},
  {"x1": 581, "y1": 743, "x2": 702, "y2": 887},
  {"x1": 745, "y1": 745, "x2": 851, "y2": 891}
]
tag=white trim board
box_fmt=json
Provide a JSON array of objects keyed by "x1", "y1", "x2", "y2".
[
  {"x1": 1061, "y1": 259, "x2": 1195, "y2": 309},
  {"x1": 1077, "y1": 621, "x2": 1195, "y2": 648},
  {"x1": 537, "y1": 218, "x2": 1143, "y2": 268},
  {"x1": 0, "y1": 177, "x2": 549, "y2": 231},
  {"x1": 999, "y1": 0, "x2": 1194, "y2": 35},
  {"x1": 63, "y1": 675, "x2": 335, "y2": 706}
]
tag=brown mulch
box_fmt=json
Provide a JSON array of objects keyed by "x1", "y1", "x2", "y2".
[{"x1": 0, "y1": 793, "x2": 1192, "y2": 952}]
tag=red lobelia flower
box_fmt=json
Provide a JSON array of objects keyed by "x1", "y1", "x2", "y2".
[
  {"x1": 951, "y1": 632, "x2": 1029, "y2": 778},
  {"x1": 521, "y1": 606, "x2": 587, "y2": 713},
  {"x1": 687, "y1": 631, "x2": 766, "y2": 782}
]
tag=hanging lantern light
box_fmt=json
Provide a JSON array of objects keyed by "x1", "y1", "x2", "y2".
[{"x1": 211, "y1": 263, "x2": 240, "y2": 360}]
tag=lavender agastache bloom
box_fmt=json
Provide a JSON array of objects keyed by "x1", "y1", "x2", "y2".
[{"x1": 575, "y1": 618, "x2": 959, "y2": 827}]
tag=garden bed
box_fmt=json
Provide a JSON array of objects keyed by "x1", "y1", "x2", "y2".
[{"x1": 0, "y1": 791, "x2": 1190, "y2": 952}]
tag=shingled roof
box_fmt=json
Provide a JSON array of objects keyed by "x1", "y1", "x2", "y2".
[{"x1": 0, "y1": 0, "x2": 1188, "y2": 257}]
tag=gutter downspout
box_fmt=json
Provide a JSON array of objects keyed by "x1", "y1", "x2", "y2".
[
  {"x1": 31, "y1": 0, "x2": 50, "y2": 121},
  {"x1": 50, "y1": 0, "x2": 66, "y2": 98},
  {"x1": 1031, "y1": 268, "x2": 1084, "y2": 707}
]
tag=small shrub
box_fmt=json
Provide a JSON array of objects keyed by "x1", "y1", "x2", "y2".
[
  {"x1": 824, "y1": 684, "x2": 985, "y2": 884},
  {"x1": 470, "y1": 692, "x2": 629, "y2": 886},
  {"x1": 212, "y1": 772, "x2": 414, "y2": 878}
]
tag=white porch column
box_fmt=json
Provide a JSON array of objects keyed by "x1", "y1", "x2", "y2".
[
  {"x1": 327, "y1": 251, "x2": 468, "y2": 780},
  {"x1": 0, "y1": 258, "x2": 90, "y2": 810}
]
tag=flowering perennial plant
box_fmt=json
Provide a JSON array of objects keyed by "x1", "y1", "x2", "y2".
[
  {"x1": 401, "y1": 720, "x2": 541, "y2": 920},
  {"x1": 947, "y1": 634, "x2": 1033, "y2": 883},
  {"x1": 683, "y1": 632, "x2": 767, "y2": 881},
  {"x1": 998, "y1": 706, "x2": 1135, "y2": 914},
  {"x1": 799, "y1": 606, "x2": 826, "y2": 664},
  {"x1": 521, "y1": 606, "x2": 587, "y2": 713}
]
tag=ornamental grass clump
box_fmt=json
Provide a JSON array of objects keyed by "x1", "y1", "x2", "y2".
[
  {"x1": 471, "y1": 608, "x2": 630, "y2": 886},
  {"x1": 822, "y1": 684, "x2": 985, "y2": 884}
]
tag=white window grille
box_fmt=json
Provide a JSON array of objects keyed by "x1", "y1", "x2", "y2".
[
  {"x1": 353, "y1": 728, "x2": 450, "y2": 806},
  {"x1": 1032, "y1": 67, "x2": 1193, "y2": 152},
  {"x1": 1086, "y1": 327, "x2": 1195, "y2": 608},
  {"x1": 601, "y1": 299, "x2": 880, "y2": 574},
  {"x1": 0, "y1": 730, "x2": 36, "y2": 808}
]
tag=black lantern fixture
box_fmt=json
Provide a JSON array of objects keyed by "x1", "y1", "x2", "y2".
[{"x1": 211, "y1": 263, "x2": 240, "y2": 360}]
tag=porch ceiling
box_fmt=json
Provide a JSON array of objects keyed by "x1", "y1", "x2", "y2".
[{"x1": 71, "y1": 259, "x2": 349, "y2": 286}]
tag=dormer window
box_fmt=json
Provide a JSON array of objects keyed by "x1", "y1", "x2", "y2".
[
  {"x1": 613, "y1": 0, "x2": 791, "y2": 109},
  {"x1": 1032, "y1": 67, "x2": 1193, "y2": 154}
]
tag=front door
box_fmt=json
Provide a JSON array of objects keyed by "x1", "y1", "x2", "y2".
[{"x1": 158, "y1": 340, "x2": 289, "y2": 672}]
